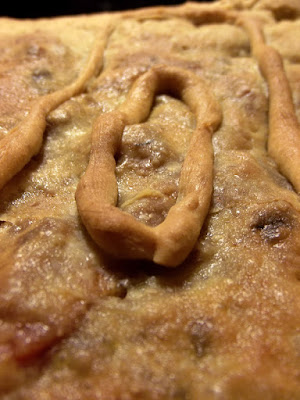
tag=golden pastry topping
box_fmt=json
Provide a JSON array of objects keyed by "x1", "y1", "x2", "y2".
[
  {"x1": 76, "y1": 11, "x2": 300, "y2": 266},
  {"x1": 239, "y1": 15, "x2": 300, "y2": 193},
  {"x1": 1, "y1": 6, "x2": 299, "y2": 267},
  {"x1": 0, "y1": 25, "x2": 112, "y2": 191},
  {"x1": 1, "y1": 1, "x2": 300, "y2": 398},
  {"x1": 76, "y1": 65, "x2": 222, "y2": 266}
]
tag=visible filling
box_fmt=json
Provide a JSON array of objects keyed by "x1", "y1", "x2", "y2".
[
  {"x1": 251, "y1": 206, "x2": 293, "y2": 243},
  {"x1": 115, "y1": 96, "x2": 195, "y2": 227},
  {"x1": 0, "y1": 5, "x2": 300, "y2": 399}
]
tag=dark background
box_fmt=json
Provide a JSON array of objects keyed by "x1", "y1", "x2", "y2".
[{"x1": 1, "y1": 0, "x2": 210, "y2": 19}]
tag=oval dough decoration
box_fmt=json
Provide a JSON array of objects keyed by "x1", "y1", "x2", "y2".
[
  {"x1": 76, "y1": 65, "x2": 222, "y2": 267},
  {"x1": 239, "y1": 16, "x2": 300, "y2": 193},
  {"x1": 0, "y1": 26, "x2": 113, "y2": 191}
]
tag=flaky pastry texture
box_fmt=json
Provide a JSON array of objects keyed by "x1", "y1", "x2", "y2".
[{"x1": 0, "y1": 0, "x2": 300, "y2": 398}]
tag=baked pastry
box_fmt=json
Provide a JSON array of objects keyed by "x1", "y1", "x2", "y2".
[{"x1": 1, "y1": 0, "x2": 300, "y2": 398}]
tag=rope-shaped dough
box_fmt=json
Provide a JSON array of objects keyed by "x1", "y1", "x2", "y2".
[
  {"x1": 122, "y1": 3, "x2": 236, "y2": 25},
  {"x1": 76, "y1": 65, "x2": 222, "y2": 267},
  {"x1": 239, "y1": 16, "x2": 300, "y2": 193},
  {"x1": 0, "y1": 25, "x2": 113, "y2": 191},
  {"x1": 3, "y1": 6, "x2": 296, "y2": 267}
]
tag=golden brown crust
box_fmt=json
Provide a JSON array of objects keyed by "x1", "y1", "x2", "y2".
[
  {"x1": 0, "y1": 1, "x2": 300, "y2": 399},
  {"x1": 0, "y1": 23, "x2": 112, "y2": 191},
  {"x1": 1, "y1": 5, "x2": 299, "y2": 266},
  {"x1": 239, "y1": 16, "x2": 300, "y2": 193},
  {"x1": 76, "y1": 65, "x2": 222, "y2": 266}
]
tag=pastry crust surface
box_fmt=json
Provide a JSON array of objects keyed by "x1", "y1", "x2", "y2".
[{"x1": 1, "y1": 1, "x2": 300, "y2": 398}]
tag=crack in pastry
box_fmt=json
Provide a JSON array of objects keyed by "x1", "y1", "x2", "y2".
[{"x1": 76, "y1": 65, "x2": 222, "y2": 267}]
